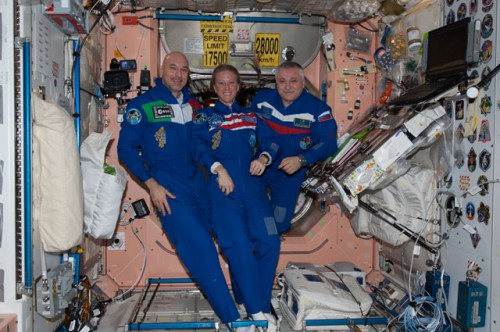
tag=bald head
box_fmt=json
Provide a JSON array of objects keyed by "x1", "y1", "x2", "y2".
[{"x1": 161, "y1": 51, "x2": 190, "y2": 98}]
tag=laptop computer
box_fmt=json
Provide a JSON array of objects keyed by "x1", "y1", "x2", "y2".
[{"x1": 390, "y1": 18, "x2": 473, "y2": 106}]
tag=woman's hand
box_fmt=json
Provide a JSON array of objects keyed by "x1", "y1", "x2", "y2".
[
  {"x1": 215, "y1": 165, "x2": 234, "y2": 195},
  {"x1": 250, "y1": 155, "x2": 268, "y2": 176}
]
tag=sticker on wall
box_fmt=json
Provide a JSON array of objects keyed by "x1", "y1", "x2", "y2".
[
  {"x1": 470, "y1": 228, "x2": 481, "y2": 248},
  {"x1": 237, "y1": 29, "x2": 250, "y2": 41},
  {"x1": 470, "y1": 69, "x2": 479, "y2": 80},
  {"x1": 455, "y1": 100, "x2": 464, "y2": 119},
  {"x1": 445, "y1": 176, "x2": 453, "y2": 189},
  {"x1": 456, "y1": 155, "x2": 465, "y2": 169},
  {"x1": 467, "y1": 128, "x2": 477, "y2": 144},
  {"x1": 479, "y1": 149, "x2": 491, "y2": 171},
  {"x1": 456, "y1": 123, "x2": 465, "y2": 142},
  {"x1": 478, "y1": 119, "x2": 491, "y2": 142},
  {"x1": 477, "y1": 174, "x2": 489, "y2": 196},
  {"x1": 444, "y1": 100, "x2": 453, "y2": 117},
  {"x1": 467, "y1": 147, "x2": 477, "y2": 172},
  {"x1": 457, "y1": 3, "x2": 467, "y2": 20},
  {"x1": 481, "y1": 14, "x2": 494, "y2": 38},
  {"x1": 482, "y1": 0, "x2": 493, "y2": 12},
  {"x1": 459, "y1": 175, "x2": 471, "y2": 192},
  {"x1": 446, "y1": 10, "x2": 456, "y2": 24},
  {"x1": 447, "y1": 0, "x2": 454, "y2": 6},
  {"x1": 480, "y1": 40, "x2": 493, "y2": 63},
  {"x1": 477, "y1": 202, "x2": 490, "y2": 225},
  {"x1": 481, "y1": 66, "x2": 492, "y2": 90},
  {"x1": 480, "y1": 95, "x2": 492, "y2": 114},
  {"x1": 470, "y1": 0, "x2": 478, "y2": 15},
  {"x1": 466, "y1": 201, "x2": 476, "y2": 220},
  {"x1": 466, "y1": 261, "x2": 482, "y2": 281}
]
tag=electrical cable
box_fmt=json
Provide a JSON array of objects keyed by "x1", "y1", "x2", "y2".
[
  {"x1": 111, "y1": 219, "x2": 148, "y2": 302},
  {"x1": 397, "y1": 297, "x2": 444, "y2": 332},
  {"x1": 404, "y1": 186, "x2": 441, "y2": 302},
  {"x1": 69, "y1": 4, "x2": 110, "y2": 90},
  {"x1": 356, "y1": 22, "x2": 378, "y2": 33}
]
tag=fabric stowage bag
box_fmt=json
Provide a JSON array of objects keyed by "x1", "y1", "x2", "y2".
[
  {"x1": 32, "y1": 93, "x2": 83, "y2": 252},
  {"x1": 80, "y1": 131, "x2": 127, "y2": 239}
]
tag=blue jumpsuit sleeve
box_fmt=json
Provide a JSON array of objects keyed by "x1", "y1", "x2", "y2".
[
  {"x1": 191, "y1": 110, "x2": 218, "y2": 171},
  {"x1": 302, "y1": 105, "x2": 338, "y2": 164},
  {"x1": 117, "y1": 104, "x2": 151, "y2": 183},
  {"x1": 253, "y1": 93, "x2": 281, "y2": 163}
]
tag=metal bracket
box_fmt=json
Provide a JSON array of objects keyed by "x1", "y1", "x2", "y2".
[
  {"x1": 14, "y1": 37, "x2": 30, "y2": 49},
  {"x1": 17, "y1": 282, "x2": 33, "y2": 297}
]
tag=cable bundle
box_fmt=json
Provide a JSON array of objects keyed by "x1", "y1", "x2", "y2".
[{"x1": 397, "y1": 296, "x2": 444, "y2": 332}]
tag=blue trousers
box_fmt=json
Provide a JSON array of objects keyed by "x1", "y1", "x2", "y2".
[
  {"x1": 210, "y1": 178, "x2": 280, "y2": 315},
  {"x1": 264, "y1": 168, "x2": 305, "y2": 233},
  {"x1": 159, "y1": 183, "x2": 240, "y2": 324}
]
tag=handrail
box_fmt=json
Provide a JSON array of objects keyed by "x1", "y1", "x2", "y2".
[{"x1": 22, "y1": 39, "x2": 33, "y2": 290}]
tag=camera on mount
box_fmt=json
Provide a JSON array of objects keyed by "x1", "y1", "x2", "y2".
[{"x1": 102, "y1": 58, "x2": 136, "y2": 100}]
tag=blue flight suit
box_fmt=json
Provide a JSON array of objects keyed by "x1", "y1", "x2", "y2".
[
  {"x1": 252, "y1": 88, "x2": 338, "y2": 233},
  {"x1": 191, "y1": 101, "x2": 280, "y2": 315},
  {"x1": 117, "y1": 78, "x2": 240, "y2": 324}
]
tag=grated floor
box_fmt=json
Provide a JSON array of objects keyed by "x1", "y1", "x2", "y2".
[{"x1": 96, "y1": 289, "x2": 386, "y2": 332}]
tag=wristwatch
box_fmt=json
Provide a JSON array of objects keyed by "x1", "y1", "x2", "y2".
[{"x1": 298, "y1": 154, "x2": 307, "y2": 167}]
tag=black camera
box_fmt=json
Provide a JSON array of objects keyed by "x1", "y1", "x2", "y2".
[
  {"x1": 103, "y1": 70, "x2": 131, "y2": 97},
  {"x1": 102, "y1": 58, "x2": 135, "y2": 98}
]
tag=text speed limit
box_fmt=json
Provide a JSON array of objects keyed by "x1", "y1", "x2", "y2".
[
  {"x1": 203, "y1": 33, "x2": 229, "y2": 67},
  {"x1": 254, "y1": 33, "x2": 280, "y2": 67}
]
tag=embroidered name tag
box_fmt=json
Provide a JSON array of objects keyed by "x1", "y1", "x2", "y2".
[
  {"x1": 242, "y1": 115, "x2": 257, "y2": 123},
  {"x1": 293, "y1": 118, "x2": 311, "y2": 128},
  {"x1": 153, "y1": 105, "x2": 174, "y2": 119},
  {"x1": 260, "y1": 106, "x2": 273, "y2": 119}
]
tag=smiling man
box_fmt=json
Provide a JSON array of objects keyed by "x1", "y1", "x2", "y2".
[
  {"x1": 117, "y1": 52, "x2": 244, "y2": 328},
  {"x1": 252, "y1": 61, "x2": 338, "y2": 233}
]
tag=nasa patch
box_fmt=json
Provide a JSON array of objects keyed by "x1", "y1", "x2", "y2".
[{"x1": 208, "y1": 113, "x2": 225, "y2": 128}]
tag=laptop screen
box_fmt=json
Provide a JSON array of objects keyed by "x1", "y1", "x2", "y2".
[{"x1": 425, "y1": 18, "x2": 470, "y2": 80}]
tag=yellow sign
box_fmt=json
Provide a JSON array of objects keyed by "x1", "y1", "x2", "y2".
[
  {"x1": 203, "y1": 33, "x2": 229, "y2": 67},
  {"x1": 200, "y1": 16, "x2": 233, "y2": 33},
  {"x1": 254, "y1": 33, "x2": 280, "y2": 67}
]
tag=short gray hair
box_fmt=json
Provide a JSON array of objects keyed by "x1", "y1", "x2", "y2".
[{"x1": 275, "y1": 61, "x2": 304, "y2": 80}]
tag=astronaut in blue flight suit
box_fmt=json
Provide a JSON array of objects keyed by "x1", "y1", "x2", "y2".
[
  {"x1": 252, "y1": 61, "x2": 338, "y2": 233},
  {"x1": 117, "y1": 52, "x2": 242, "y2": 326},
  {"x1": 191, "y1": 64, "x2": 280, "y2": 331}
]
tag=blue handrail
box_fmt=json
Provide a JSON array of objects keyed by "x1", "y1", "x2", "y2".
[{"x1": 22, "y1": 39, "x2": 32, "y2": 290}]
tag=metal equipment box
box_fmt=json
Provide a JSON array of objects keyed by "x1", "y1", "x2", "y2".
[{"x1": 456, "y1": 280, "x2": 487, "y2": 328}]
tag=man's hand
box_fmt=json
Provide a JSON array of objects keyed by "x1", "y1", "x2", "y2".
[
  {"x1": 215, "y1": 165, "x2": 234, "y2": 195},
  {"x1": 145, "y1": 178, "x2": 176, "y2": 216},
  {"x1": 278, "y1": 156, "x2": 302, "y2": 175},
  {"x1": 250, "y1": 155, "x2": 268, "y2": 176}
]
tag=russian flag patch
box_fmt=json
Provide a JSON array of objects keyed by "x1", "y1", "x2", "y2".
[{"x1": 318, "y1": 111, "x2": 333, "y2": 122}]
